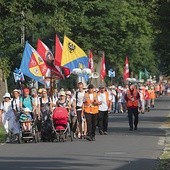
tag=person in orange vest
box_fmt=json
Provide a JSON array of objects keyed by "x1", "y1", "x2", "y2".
[
  {"x1": 83, "y1": 84, "x2": 99, "y2": 141},
  {"x1": 125, "y1": 84, "x2": 140, "y2": 131},
  {"x1": 144, "y1": 86, "x2": 151, "y2": 112},
  {"x1": 149, "y1": 86, "x2": 156, "y2": 108},
  {"x1": 98, "y1": 85, "x2": 112, "y2": 135}
]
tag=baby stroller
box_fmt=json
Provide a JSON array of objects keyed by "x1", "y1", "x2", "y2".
[
  {"x1": 52, "y1": 107, "x2": 73, "y2": 142},
  {"x1": 18, "y1": 108, "x2": 40, "y2": 144}
]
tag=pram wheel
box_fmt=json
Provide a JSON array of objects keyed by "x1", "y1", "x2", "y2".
[
  {"x1": 33, "y1": 129, "x2": 40, "y2": 143},
  {"x1": 18, "y1": 133, "x2": 22, "y2": 144}
]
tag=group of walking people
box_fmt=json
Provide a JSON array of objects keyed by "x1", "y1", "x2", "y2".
[{"x1": 0, "y1": 81, "x2": 167, "y2": 142}]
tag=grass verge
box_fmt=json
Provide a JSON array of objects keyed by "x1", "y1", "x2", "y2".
[
  {"x1": 0, "y1": 124, "x2": 6, "y2": 143},
  {"x1": 156, "y1": 114, "x2": 170, "y2": 170},
  {"x1": 156, "y1": 151, "x2": 170, "y2": 170}
]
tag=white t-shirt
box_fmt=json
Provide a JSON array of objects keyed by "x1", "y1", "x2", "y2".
[
  {"x1": 11, "y1": 97, "x2": 20, "y2": 112},
  {"x1": 98, "y1": 92, "x2": 112, "y2": 111},
  {"x1": 0, "y1": 101, "x2": 12, "y2": 112},
  {"x1": 74, "y1": 90, "x2": 85, "y2": 107},
  {"x1": 117, "y1": 92, "x2": 122, "y2": 102},
  {"x1": 111, "y1": 90, "x2": 116, "y2": 102},
  {"x1": 37, "y1": 97, "x2": 52, "y2": 105}
]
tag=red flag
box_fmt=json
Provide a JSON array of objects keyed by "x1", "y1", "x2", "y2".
[
  {"x1": 37, "y1": 39, "x2": 64, "y2": 79},
  {"x1": 123, "y1": 56, "x2": 129, "y2": 81},
  {"x1": 88, "y1": 50, "x2": 94, "y2": 72},
  {"x1": 100, "y1": 52, "x2": 106, "y2": 80},
  {"x1": 54, "y1": 35, "x2": 70, "y2": 77}
]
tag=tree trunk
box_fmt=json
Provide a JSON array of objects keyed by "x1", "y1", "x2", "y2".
[{"x1": 4, "y1": 79, "x2": 8, "y2": 92}]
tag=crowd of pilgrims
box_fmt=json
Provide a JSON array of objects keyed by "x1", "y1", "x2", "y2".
[{"x1": 0, "y1": 81, "x2": 167, "y2": 142}]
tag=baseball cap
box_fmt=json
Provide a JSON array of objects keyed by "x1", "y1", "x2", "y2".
[{"x1": 23, "y1": 88, "x2": 30, "y2": 93}]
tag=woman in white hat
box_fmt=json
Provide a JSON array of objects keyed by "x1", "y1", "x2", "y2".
[{"x1": 0, "y1": 92, "x2": 16, "y2": 142}]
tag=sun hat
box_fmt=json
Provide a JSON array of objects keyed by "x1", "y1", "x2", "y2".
[
  {"x1": 24, "y1": 108, "x2": 31, "y2": 112},
  {"x1": 59, "y1": 91, "x2": 66, "y2": 96},
  {"x1": 41, "y1": 88, "x2": 47, "y2": 92},
  {"x1": 3, "y1": 92, "x2": 11, "y2": 99},
  {"x1": 31, "y1": 88, "x2": 37, "y2": 94},
  {"x1": 12, "y1": 89, "x2": 20, "y2": 94},
  {"x1": 66, "y1": 91, "x2": 72, "y2": 96},
  {"x1": 38, "y1": 88, "x2": 42, "y2": 93}
]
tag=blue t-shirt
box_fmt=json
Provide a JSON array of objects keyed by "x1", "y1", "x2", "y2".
[{"x1": 20, "y1": 96, "x2": 34, "y2": 111}]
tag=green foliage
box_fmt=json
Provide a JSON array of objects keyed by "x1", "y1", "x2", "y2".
[
  {"x1": 0, "y1": 57, "x2": 11, "y2": 79},
  {"x1": 0, "y1": 125, "x2": 5, "y2": 142},
  {"x1": 155, "y1": 0, "x2": 170, "y2": 76},
  {"x1": 0, "y1": 0, "x2": 168, "y2": 88}
]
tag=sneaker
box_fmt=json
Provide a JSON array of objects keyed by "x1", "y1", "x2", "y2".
[
  {"x1": 129, "y1": 128, "x2": 133, "y2": 131},
  {"x1": 92, "y1": 137, "x2": 96, "y2": 141},
  {"x1": 86, "y1": 136, "x2": 92, "y2": 141},
  {"x1": 6, "y1": 137, "x2": 10, "y2": 143},
  {"x1": 73, "y1": 133, "x2": 77, "y2": 139},
  {"x1": 104, "y1": 131, "x2": 107, "y2": 135},
  {"x1": 134, "y1": 127, "x2": 137, "y2": 130},
  {"x1": 99, "y1": 130, "x2": 104, "y2": 135}
]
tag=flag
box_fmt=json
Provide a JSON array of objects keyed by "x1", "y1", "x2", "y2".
[
  {"x1": 123, "y1": 56, "x2": 129, "y2": 81},
  {"x1": 139, "y1": 70, "x2": 145, "y2": 80},
  {"x1": 88, "y1": 50, "x2": 94, "y2": 72},
  {"x1": 37, "y1": 39, "x2": 64, "y2": 79},
  {"x1": 61, "y1": 36, "x2": 88, "y2": 72},
  {"x1": 54, "y1": 35, "x2": 70, "y2": 77},
  {"x1": 144, "y1": 68, "x2": 150, "y2": 79},
  {"x1": 13, "y1": 68, "x2": 24, "y2": 82},
  {"x1": 100, "y1": 52, "x2": 106, "y2": 80},
  {"x1": 54, "y1": 35, "x2": 63, "y2": 66},
  {"x1": 108, "y1": 69, "x2": 115, "y2": 78},
  {"x1": 20, "y1": 41, "x2": 48, "y2": 83}
]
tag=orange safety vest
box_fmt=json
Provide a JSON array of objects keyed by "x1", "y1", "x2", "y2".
[
  {"x1": 155, "y1": 85, "x2": 160, "y2": 92},
  {"x1": 98, "y1": 91, "x2": 110, "y2": 107},
  {"x1": 126, "y1": 89, "x2": 138, "y2": 107},
  {"x1": 149, "y1": 89, "x2": 156, "y2": 99},
  {"x1": 84, "y1": 92, "x2": 99, "y2": 114}
]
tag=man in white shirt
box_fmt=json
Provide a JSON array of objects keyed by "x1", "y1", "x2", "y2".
[
  {"x1": 74, "y1": 82, "x2": 86, "y2": 138},
  {"x1": 98, "y1": 85, "x2": 112, "y2": 135}
]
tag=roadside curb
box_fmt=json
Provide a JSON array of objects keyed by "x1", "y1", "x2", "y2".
[{"x1": 162, "y1": 112, "x2": 170, "y2": 152}]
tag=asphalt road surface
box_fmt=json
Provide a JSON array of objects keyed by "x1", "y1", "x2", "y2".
[{"x1": 0, "y1": 95, "x2": 170, "y2": 170}]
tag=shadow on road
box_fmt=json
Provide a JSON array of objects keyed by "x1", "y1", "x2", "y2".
[
  {"x1": 108, "y1": 126, "x2": 165, "y2": 137},
  {"x1": 0, "y1": 156, "x2": 167, "y2": 170}
]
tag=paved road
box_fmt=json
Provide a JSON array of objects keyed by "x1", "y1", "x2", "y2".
[{"x1": 0, "y1": 96, "x2": 170, "y2": 170}]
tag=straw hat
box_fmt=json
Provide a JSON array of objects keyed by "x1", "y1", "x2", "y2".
[
  {"x1": 12, "y1": 89, "x2": 20, "y2": 94},
  {"x1": 59, "y1": 91, "x2": 66, "y2": 96}
]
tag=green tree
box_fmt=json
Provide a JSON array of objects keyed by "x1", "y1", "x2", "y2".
[
  {"x1": 155, "y1": 0, "x2": 170, "y2": 76},
  {"x1": 0, "y1": 57, "x2": 11, "y2": 91}
]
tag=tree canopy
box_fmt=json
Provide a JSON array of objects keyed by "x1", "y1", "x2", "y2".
[{"x1": 0, "y1": 0, "x2": 169, "y2": 89}]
